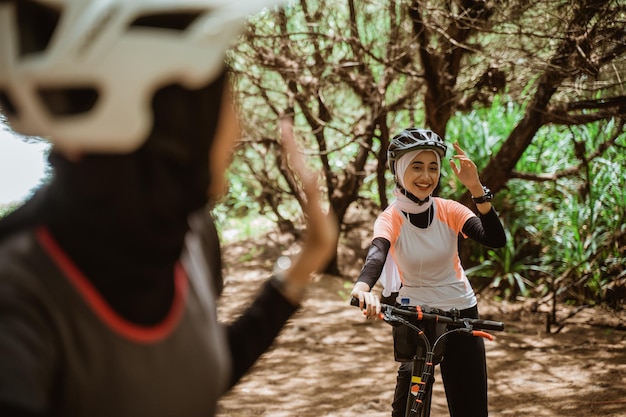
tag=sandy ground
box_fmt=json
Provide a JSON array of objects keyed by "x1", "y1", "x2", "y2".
[{"x1": 214, "y1": 261, "x2": 625, "y2": 417}]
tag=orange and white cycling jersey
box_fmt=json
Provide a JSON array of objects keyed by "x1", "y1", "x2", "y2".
[{"x1": 374, "y1": 197, "x2": 477, "y2": 310}]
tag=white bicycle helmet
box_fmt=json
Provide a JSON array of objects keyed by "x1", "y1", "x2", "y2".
[
  {"x1": 0, "y1": 0, "x2": 282, "y2": 153},
  {"x1": 387, "y1": 128, "x2": 447, "y2": 177}
]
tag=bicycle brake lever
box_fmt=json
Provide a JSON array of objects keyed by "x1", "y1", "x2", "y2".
[
  {"x1": 383, "y1": 312, "x2": 408, "y2": 325},
  {"x1": 383, "y1": 312, "x2": 400, "y2": 322}
]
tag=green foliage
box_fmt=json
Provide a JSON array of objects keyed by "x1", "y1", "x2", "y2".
[
  {"x1": 444, "y1": 96, "x2": 521, "y2": 197},
  {"x1": 449, "y1": 101, "x2": 626, "y2": 305},
  {"x1": 224, "y1": 0, "x2": 626, "y2": 303},
  {"x1": 219, "y1": 86, "x2": 625, "y2": 306},
  {"x1": 465, "y1": 222, "x2": 551, "y2": 301},
  {"x1": 511, "y1": 123, "x2": 625, "y2": 305}
]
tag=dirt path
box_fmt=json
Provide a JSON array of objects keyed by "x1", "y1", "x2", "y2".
[{"x1": 215, "y1": 261, "x2": 625, "y2": 416}]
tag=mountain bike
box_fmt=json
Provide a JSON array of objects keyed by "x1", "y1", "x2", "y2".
[{"x1": 350, "y1": 297, "x2": 505, "y2": 417}]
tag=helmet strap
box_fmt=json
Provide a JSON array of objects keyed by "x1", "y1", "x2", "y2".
[{"x1": 399, "y1": 184, "x2": 430, "y2": 205}]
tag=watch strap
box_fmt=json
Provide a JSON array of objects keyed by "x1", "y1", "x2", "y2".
[{"x1": 471, "y1": 185, "x2": 493, "y2": 204}]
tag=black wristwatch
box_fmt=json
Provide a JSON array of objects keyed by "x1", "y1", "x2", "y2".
[{"x1": 471, "y1": 185, "x2": 493, "y2": 204}]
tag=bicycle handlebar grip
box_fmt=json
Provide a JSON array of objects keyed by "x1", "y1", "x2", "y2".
[
  {"x1": 350, "y1": 297, "x2": 505, "y2": 331},
  {"x1": 471, "y1": 319, "x2": 505, "y2": 331},
  {"x1": 472, "y1": 330, "x2": 495, "y2": 341}
]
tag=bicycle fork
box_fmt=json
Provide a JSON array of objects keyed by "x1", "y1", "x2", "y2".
[
  {"x1": 406, "y1": 331, "x2": 435, "y2": 417},
  {"x1": 406, "y1": 327, "x2": 490, "y2": 417}
]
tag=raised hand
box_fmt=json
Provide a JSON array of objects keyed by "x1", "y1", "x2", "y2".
[
  {"x1": 449, "y1": 142, "x2": 493, "y2": 213},
  {"x1": 278, "y1": 117, "x2": 338, "y2": 300},
  {"x1": 449, "y1": 142, "x2": 482, "y2": 190}
]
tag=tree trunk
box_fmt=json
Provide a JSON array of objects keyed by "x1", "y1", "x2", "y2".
[{"x1": 460, "y1": 0, "x2": 612, "y2": 207}]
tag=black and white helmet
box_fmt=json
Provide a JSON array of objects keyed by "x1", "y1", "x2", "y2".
[
  {"x1": 0, "y1": 0, "x2": 282, "y2": 154},
  {"x1": 387, "y1": 128, "x2": 447, "y2": 177}
]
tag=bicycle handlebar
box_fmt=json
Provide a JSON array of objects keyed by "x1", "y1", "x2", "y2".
[{"x1": 350, "y1": 297, "x2": 504, "y2": 332}]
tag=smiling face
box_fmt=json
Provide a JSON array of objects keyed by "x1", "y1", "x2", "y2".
[{"x1": 401, "y1": 150, "x2": 440, "y2": 199}]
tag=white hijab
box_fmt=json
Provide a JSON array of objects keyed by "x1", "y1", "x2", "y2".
[
  {"x1": 392, "y1": 149, "x2": 440, "y2": 214},
  {"x1": 381, "y1": 149, "x2": 441, "y2": 297}
]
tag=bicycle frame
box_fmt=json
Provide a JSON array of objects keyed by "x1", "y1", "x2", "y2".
[{"x1": 351, "y1": 298, "x2": 504, "y2": 417}]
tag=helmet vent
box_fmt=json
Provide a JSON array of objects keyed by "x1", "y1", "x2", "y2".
[
  {"x1": 387, "y1": 128, "x2": 447, "y2": 176},
  {"x1": 129, "y1": 11, "x2": 203, "y2": 32},
  {"x1": 15, "y1": 1, "x2": 61, "y2": 56},
  {"x1": 38, "y1": 87, "x2": 99, "y2": 117}
]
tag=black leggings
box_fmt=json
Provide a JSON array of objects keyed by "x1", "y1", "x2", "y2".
[{"x1": 391, "y1": 305, "x2": 488, "y2": 417}]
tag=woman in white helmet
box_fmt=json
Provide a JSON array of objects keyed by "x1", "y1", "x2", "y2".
[
  {"x1": 0, "y1": 1, "x2": 336, "y2": 416},
  {"x1": 351, "y1": 128, "x2": 506, "y2": 417}
]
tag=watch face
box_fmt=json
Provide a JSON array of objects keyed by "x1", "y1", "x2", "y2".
[
  {"x1": 472, "y1": 187, "x2": 493, "y2": 203},
  {"x1": 274, "y1": 256, "x2": 292, "y2": 274}
]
